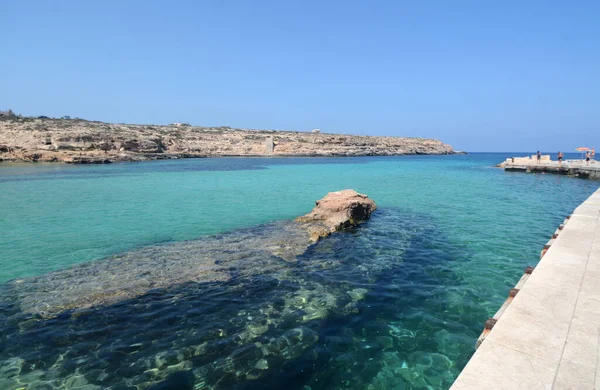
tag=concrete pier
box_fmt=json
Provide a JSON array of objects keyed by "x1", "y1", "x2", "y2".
[
  {"x1": 500, "y1": 158, "x2": 600, "y2": 180},
  {"x1": 451, "y1": 187, "x2": 600, "y2": 389}
]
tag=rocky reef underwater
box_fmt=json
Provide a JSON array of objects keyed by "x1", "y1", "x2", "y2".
[{"x1": 0, "y1": 192, "x2": 485, "y2": 389}]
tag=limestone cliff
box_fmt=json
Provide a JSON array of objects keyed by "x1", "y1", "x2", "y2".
[{"x1": 0, "y1": 116, "x2": 455, "y2": 163}]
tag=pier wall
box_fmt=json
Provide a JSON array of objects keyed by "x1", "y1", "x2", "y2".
[
  {"x1": 451, "y1": 187, "x2": 600, "y2": 389},
  {"x1": 502, "y1": 161, "x2": 600, "y2": 180}
]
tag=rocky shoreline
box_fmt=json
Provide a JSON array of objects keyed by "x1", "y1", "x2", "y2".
[{"x1": 0, "y1": 116, "x2": 456, "y2": 163}]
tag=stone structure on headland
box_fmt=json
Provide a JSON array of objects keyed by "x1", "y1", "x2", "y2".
[{"x1": 0, "y1": 116, "x2": 456, "y2": 163}]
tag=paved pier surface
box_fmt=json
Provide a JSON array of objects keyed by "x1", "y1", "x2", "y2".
[
  {"x1": 503, "y1": 160, "x2": 600, "y2": 180},
  {"x1": 451, "y1": 187, "x2": 600, "y2": 389}
]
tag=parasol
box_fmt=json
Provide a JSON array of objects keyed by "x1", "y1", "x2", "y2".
[{"x1": 575, "y1": 147, "x2": 590, "y2": 159}]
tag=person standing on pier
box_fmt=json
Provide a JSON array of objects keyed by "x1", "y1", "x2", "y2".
[
  {"x1": 536, "y1": 151, "x2": 541, "y2": 163},
  {"x1": 558, "y1": 151, "x2": 563, "y2": 165},
  {"x1": 586, "y1": 151, "x2": 591, "y2": 165}
]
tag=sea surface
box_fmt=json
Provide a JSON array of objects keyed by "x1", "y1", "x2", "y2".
[{"x1": 0, "y1": 153, "x2": 597, "y2": 390}]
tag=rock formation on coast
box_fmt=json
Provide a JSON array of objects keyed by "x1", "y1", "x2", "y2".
[
  {"x1": 10, "y1": 190, "x2": 376, "y2": 318},
  {"x1": 295, "y1": 189, "x2": 377, "y2": 241},
  {"x1": 0, "y1": 115, "x2": 455, "y2": 163},
  {"x1": 1, "y1": 191, "x2": 397, "y2": 389}
]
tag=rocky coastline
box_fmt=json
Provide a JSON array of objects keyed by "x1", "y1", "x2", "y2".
[{"x1": 0, "y1": 116, "x2": 456, "y2": 163}]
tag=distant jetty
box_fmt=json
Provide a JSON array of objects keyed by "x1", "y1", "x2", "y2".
[
  {"x1": 0, "y1": 116, "x2": 456, "y2": 163},
  {"x1": 498, "y1": 155, "x2": 600, "y2": 180}
]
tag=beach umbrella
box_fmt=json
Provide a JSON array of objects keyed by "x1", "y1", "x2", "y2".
[{"x1": 575, "y1": 147, "x2": 590, "y2": 159}]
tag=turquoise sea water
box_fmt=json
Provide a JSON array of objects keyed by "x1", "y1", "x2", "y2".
[{"x1": 0, "y1": 153, "x2": 597, "y2": 389}]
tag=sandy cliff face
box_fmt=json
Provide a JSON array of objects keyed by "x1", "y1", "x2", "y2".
[{"x1": 0, "y1": 117, "x2": 455, "y2": 163}]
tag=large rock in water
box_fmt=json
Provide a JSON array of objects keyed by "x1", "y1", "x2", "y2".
[
  {"x1": 295, "y1": 189, "x2": 377, "y2": 241},
  {"x1": 8, "y1": 190, "x2": 376, "y2": 318}
]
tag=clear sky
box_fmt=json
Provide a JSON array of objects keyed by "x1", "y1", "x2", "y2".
[{"x1": 2, "y1": 1, "x2": 598, "y2": 152}]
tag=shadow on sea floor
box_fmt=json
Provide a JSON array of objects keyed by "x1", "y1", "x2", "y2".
[{"x1": 0, "y1": 209, "x2": 488, "y2": 390}]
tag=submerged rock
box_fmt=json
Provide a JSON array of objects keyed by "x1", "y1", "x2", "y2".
[
  {"x1": 295, "y1": 189, "x2": 377, "y2": 241},
  {"x1": 8, "y1": 190, "x2": 376, "y2": 318},
  {"x1": 0, "y1": 208, "x2": 444, "y2": 390}
]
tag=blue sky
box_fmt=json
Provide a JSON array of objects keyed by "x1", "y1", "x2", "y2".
[{"x1": 2, "y1": 1, "x2": 598, "y2": 152}]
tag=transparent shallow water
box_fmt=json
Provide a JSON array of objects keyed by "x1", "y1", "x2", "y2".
[{"x1": 0, "y1": 153, "x2": 597, "y2": 389}]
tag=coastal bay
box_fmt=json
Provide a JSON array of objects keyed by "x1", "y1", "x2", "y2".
[
  {"x1": 0, "y1": 154, "x2": 597, "y2": 389},
  {"x1": 3, "y1": 1, "x2": 596, "y2": 387}
]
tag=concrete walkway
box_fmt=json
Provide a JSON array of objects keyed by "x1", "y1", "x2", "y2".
[
  {"x1": 502, "y1": 160, "x2": 600, "y2": 180},
  {"x1": 508, "y1": 160, "x2": 600, "y2": 168},
  {"x1": 451, "y1": 187, "x2": 600, "y2": 389}
]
